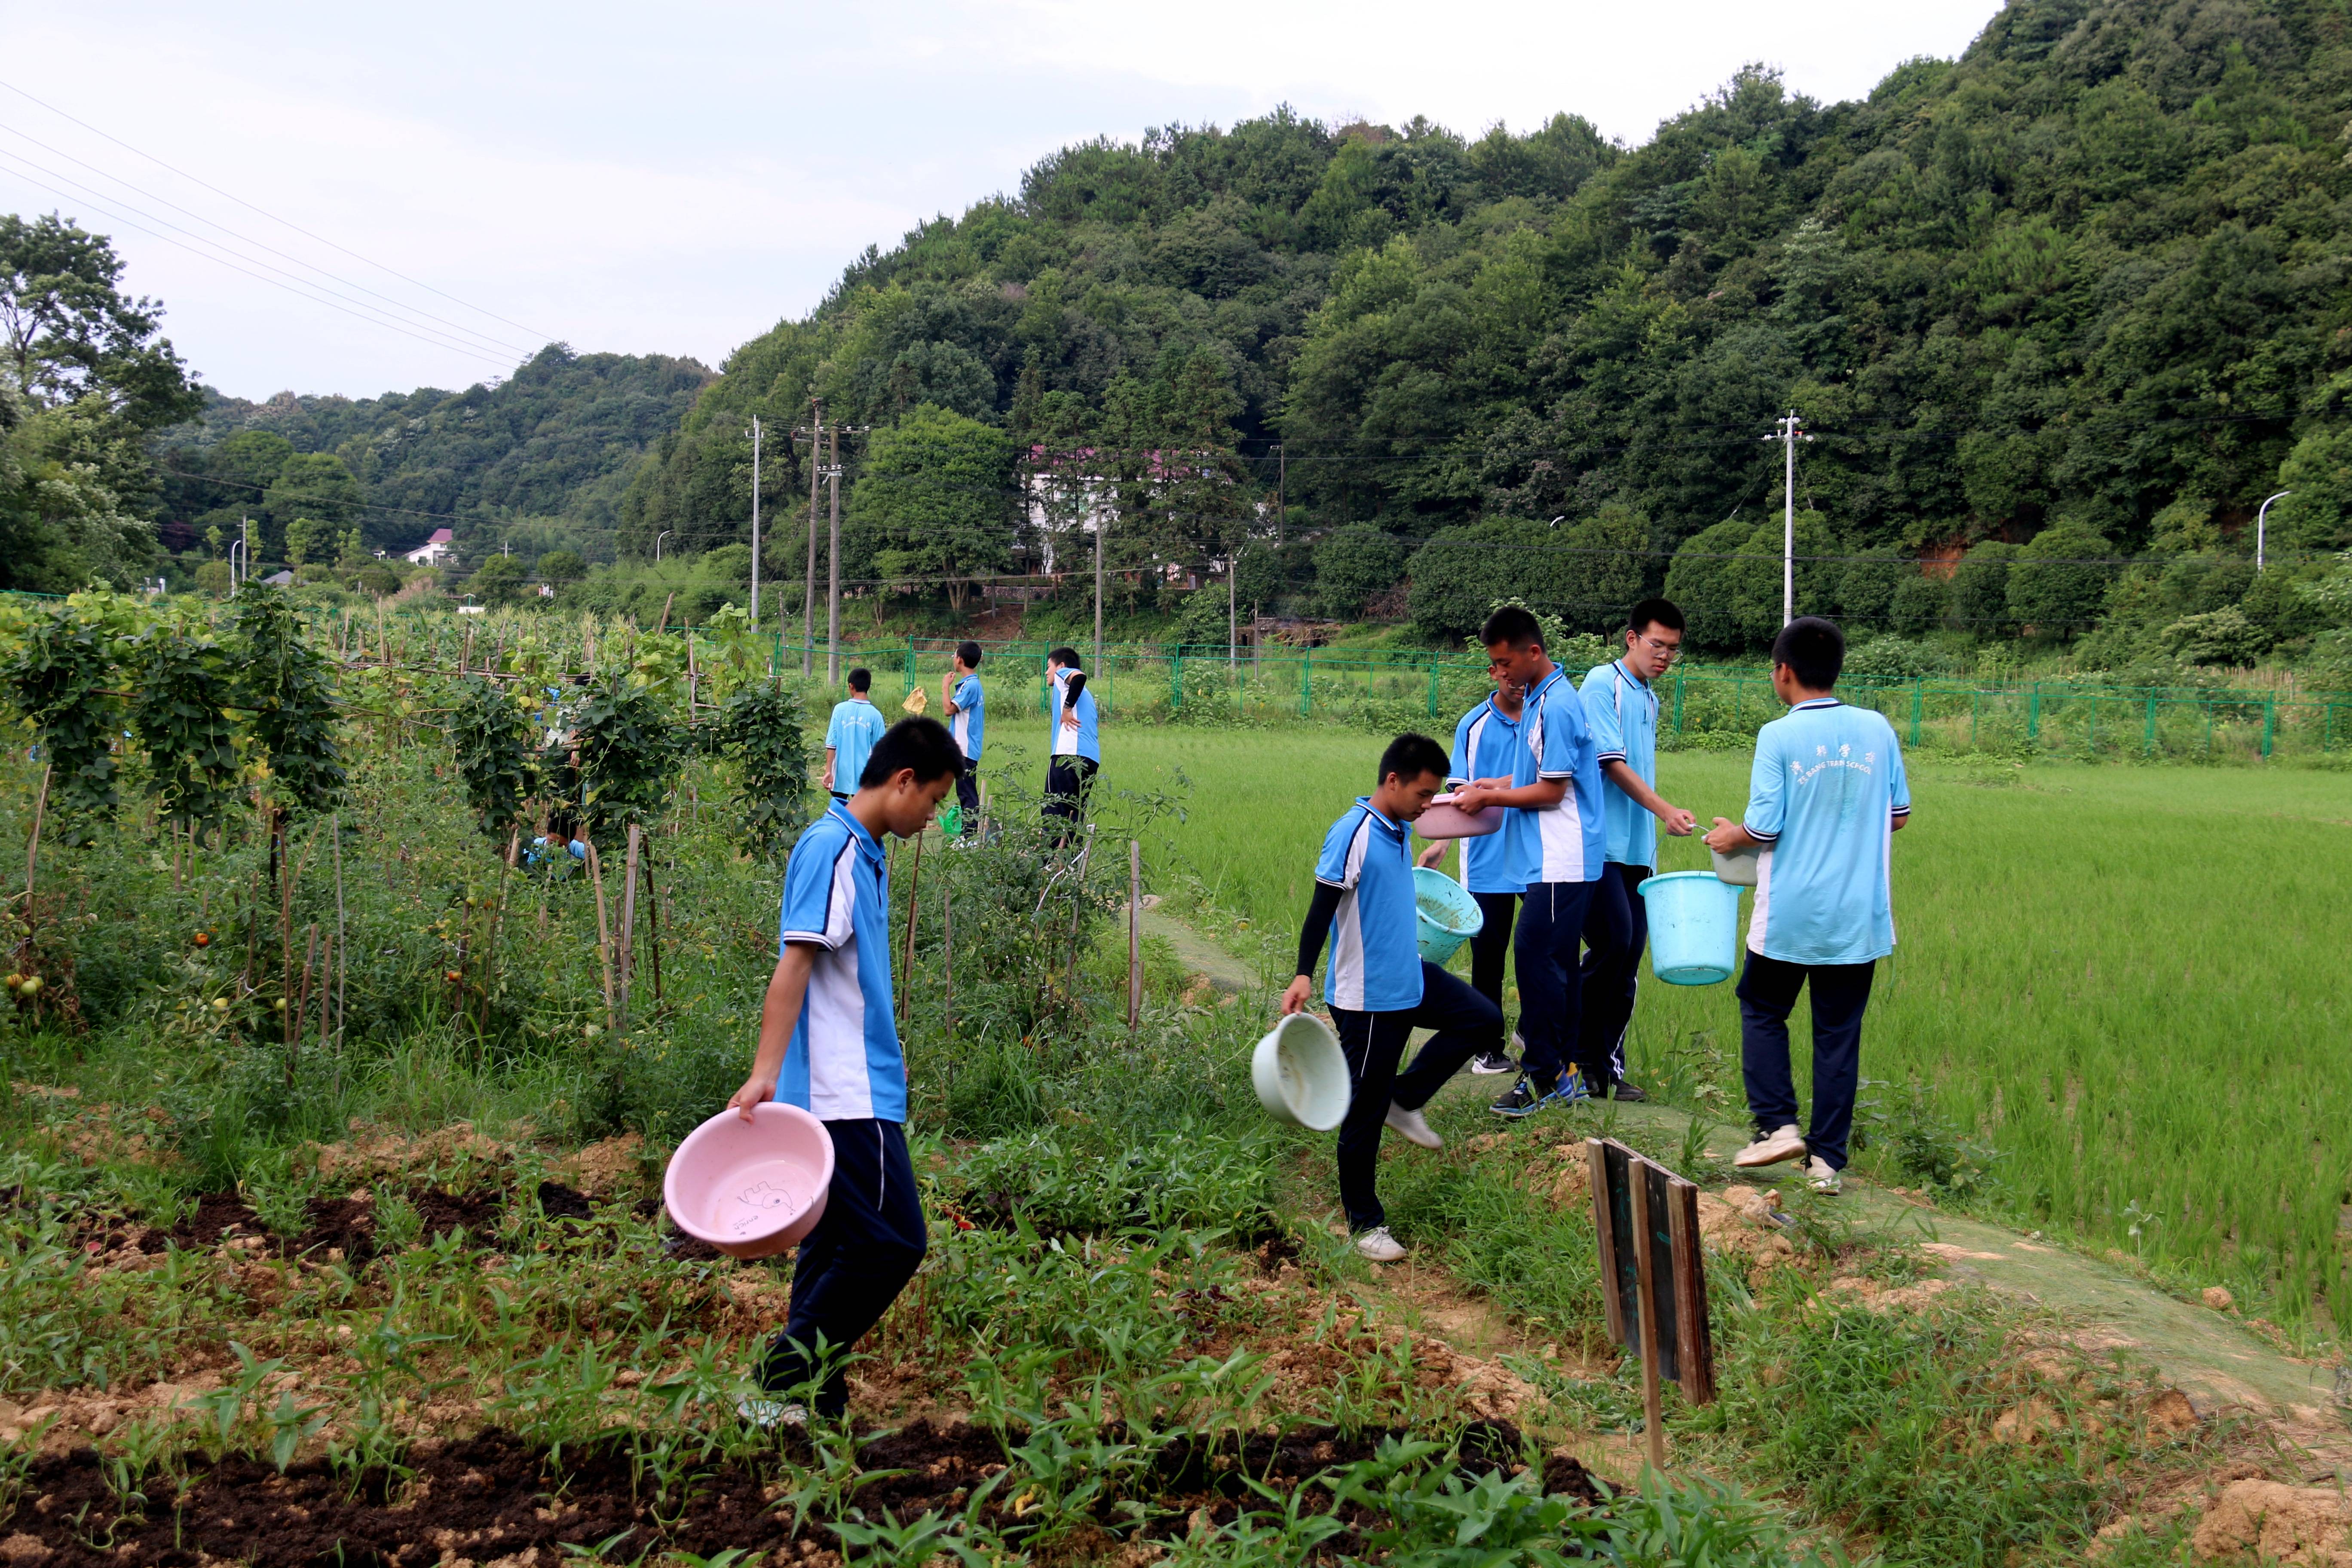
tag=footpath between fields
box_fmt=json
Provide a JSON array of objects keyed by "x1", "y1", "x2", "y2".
[{"x1": 1140, "y1": 904, "x2": 2350, "y2": 1460}]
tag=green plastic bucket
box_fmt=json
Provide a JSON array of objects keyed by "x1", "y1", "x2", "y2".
[
  {"x1": 1412, "y1": 867, "x2": 1483, "y2": 965},
  {"x1": 1635, "y1": 870, "x2": 1744, "y2": 986}
]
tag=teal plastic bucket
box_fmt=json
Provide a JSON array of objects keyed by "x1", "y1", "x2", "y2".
[
  {"x1": 1412, "y1": 867, "x2": 1484, "y2": 965},
  {"x1": 1636, "y1": 870, "x2": 1745, "y2": 986}
]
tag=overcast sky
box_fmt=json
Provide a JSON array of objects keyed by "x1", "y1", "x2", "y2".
[{"x1": 1, "y1": 1, "x2": 2001, "y2": 403}]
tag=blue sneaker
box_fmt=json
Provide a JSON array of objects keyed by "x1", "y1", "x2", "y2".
[{"x1": 1488, "y1": 1070, "x2": 1589, "y2": 1119}]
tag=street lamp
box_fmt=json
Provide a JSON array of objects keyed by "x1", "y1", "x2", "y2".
[
  {"x1": 2255, "y1": 490, "x2": 2291, "y2": 572},
  {"x1": 656, "y1": 530, "x2": 674, "y2": 563}
]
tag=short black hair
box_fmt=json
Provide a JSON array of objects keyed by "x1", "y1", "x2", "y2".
[
  {"x1": 1378, "y1": 732, "x2": 1450, "y2": 789},
  {"x1": 847, "y1": 667, "x2": 871, "y2": 692},
  {"x1": 1627, "y1": 598, "x2": 1685, "y2": 636},
  {"x1": 1047, "y1": 646, "x2": 1081, "y2": 670},
  {"x1": 1479, "y1": 605, "x2": 1544, "y2": 650},
  {"x1": 859, "y1": 716, "x2": 965, "y2": 788},
  {"x1": 1770, "y1": 616, "x2": 1845, "y2": 691},
  {"x1": 956, "y1": 640, "x2": 983, "y2": 668}
]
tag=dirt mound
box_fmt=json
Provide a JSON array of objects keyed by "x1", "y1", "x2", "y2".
[
  {"x1": 551, "y1": 1133, "x2": 644, "y2": 1197},
  {"x1": 169, "y1": 1192, "x2": 265, "y2": 1249},
  {"x1": 2192, "y1": 1479, "x2": 2352, "y2": 1566},
  {"x1": 309, "y1": 1119, "x2": 517, "y2": 1185},
  {"x1": 534, "y1": 1180, "x2": 595, "y2": 1222},
  {"x1": 3, "y1": 1418, "x2": 1601, "y2": 1566}
]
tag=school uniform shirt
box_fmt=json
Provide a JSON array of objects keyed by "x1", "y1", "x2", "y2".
[
  {"x1": 776, "y1": 801, "x2": 905, "y2": 1122},
  {"x1": 1313, "y1": 797, "x2": 1423, "y2": 1012},
  {"x1": 1048, "y1": 668, "x2": 1100, "y2": 762},
  {"x1": 950, "y1": 674, "x2": 985, "y2": 761},
  {"x1": 1442, "y1": 695, "x2": 1527, "y2": 895},
  {"x1": 1579, "y1": 660, "x2": 1660, "y2": 870},
  {"x1": 1741, "y1": 698, "x2": 1912, "y2": 967},
  {"x1": 1507, "y1": 666, "x2": 1607, "y2": 887},
  {"x1": 824, "y1": 697, "x2": 888, "y2": 793}
]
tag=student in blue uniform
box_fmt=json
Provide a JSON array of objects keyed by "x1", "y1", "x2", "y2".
[
  {"x1": 1282, "y1": 734, "x2": 1503, "y2": 1263},
  {"x1": 1574, "y1": 599, "x2": 1699, "y2": 1100},
  {"x1": 1416, "y1": 663, "x2": 1528, "y2": 1075},
  {"x1": 1703, "y1": 618, "x2": 1911, "y2": 1197},
  {"x1": 940, "y1": 641, "x2": 985, "y2": 837},
  {"x1": 822, "y1": 668, "x2": 888, "y2": 802},
  {"x1": 1042, "y1": 646, "x2": 1099, "y2": 839},
  {"x1": 729, "y1": 717, "x2": 963, "y2": 1424},
  {"x1": 1450, "y1": 606, "x2": 1608, "y2": 1119}
]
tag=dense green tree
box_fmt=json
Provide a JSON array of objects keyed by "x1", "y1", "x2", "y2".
[
  {"x1": 261, "y1": 453, "x2": 362, "y2": 561},
  {"x1": 2008, "y1": 522, "x2": 2116, "y2": 640},
  {"x1": 1, "y1": 213, "x2": 199, "y2": 430},
  {"x1": 537, "y1": 549, "x2": 586, "y2": 589},
  {"x1": 1311, "y1": 524, "x2": 1405, "y2": 617},
  {"x1": 468, "y1": 552, "x2": 529, "y2": 607},
  {"x1": 845, "y1": 404, "x2": 1015, "y2": 612},
  {"x1": 1951, "y1": 543, "x2": 2021, "y2": 640}
]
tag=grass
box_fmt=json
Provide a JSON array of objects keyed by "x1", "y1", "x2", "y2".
[{"x1": 1104, "y1": 726, "x2": 2352, "y2": 1335}]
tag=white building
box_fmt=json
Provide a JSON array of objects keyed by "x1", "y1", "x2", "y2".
[{"x1": 402, "y1": 527, "x2": 454, "y2": 566}]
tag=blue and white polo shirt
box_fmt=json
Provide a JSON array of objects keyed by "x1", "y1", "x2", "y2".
[
  {"x1": 1508, "y1": 666, "x2": 1607, "y2": 886},
  {"x1": 1579, "y1": 660, "x2": 1660, "y2": 870},
  {"x1": 1048, "y1": 667, "x2": 1099, "y2": 763},
  {"x1": 824, "y1": 697, "x2": 888, "y2": 793},
  {"x1": 1442, "y1": 695, "x2": 1526, "y2": 896},
  {"x1": 1313, "y1": 797, "x2": 1423, "y2": 1012},
  {"x1": 1742, "y1": 698, "x2": 1911, "y2": 966},
  {"x1": 776, "y1": 802, "x2": 905, "y2": 1122},
  {"x1": 950, "y1": 674, "x2": 985, "y2": 762}
]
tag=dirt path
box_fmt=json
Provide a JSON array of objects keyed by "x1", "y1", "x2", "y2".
[{"x1": 1145, "y1": 909, "x2": 2347, "y2": 1439}]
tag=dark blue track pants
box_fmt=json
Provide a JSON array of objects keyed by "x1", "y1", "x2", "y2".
[
  {"x1": 1513, "y1": 879, "x2": 1599, "y2": 1093},
  {"x1": 1577, "y1": 863, "x2": 1650, "y2": 1088},
  {"x1": 1736, "y1": 952, "x2": 1878, "y2": 1172},
  {"x1": 758, "y1": 1117, "x2": 927, "y2": 1418},
  {"x1": 1329, "y1": 961, "x2": 1501, "y2": 1231}
]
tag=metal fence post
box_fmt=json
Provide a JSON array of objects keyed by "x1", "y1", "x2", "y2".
[
  {"x1": 1171, "y1": 648, "x2": 1182, "y2": 711},
  {"x1": 1427, "y1": 654, "x2": 1439, "y2": 718},
  {"x1": 2144, "y1": 695, "x2": 2157, "y2": 755},
  {"x1": 1909, "y1": 677, "x2": 1923, "y2": 747},
  {"x1": 2027, "y1": 685, "x2": 2040, "y2": 745},
  {"x1": 2261, "y1": 696, "x2": 2275, "y2": 757},
  {"x1": 1672, "y1": 667, "x2": 1684, "y2": 737},
  {"x1": 1300, "y1": 648, "x2": 1312, "y2": 716}
]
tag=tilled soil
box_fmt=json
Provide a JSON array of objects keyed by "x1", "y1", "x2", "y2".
[{"x1": 5, "y1": 1419, "x2": 1602, "y2": 1567}]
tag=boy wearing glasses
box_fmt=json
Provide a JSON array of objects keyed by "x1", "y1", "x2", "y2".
[{"x1": 1575, "y1": 599, "x2": 1699, "y2": 1100}]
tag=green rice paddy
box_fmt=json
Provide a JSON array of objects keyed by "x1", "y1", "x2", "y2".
[{"x1": 1082, "y1": 726, "x2": 2352, "y2": 1332}]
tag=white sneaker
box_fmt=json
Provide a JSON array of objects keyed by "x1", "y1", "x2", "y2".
[
  {"x1": 1804, "y1": 1157, "x2": 1841, "y2": 1196},
  {"x1": 1734, "y1": 1124, "x2": 1808, "y2": 1169},
  {"x1": 736, "y1": 1397, "x2": 808, "y2": 1430},
  {"x1": 1354, "y1": 1225, "x2": 1407, "y2": 1262},
  {"x1": 1384, "y1": 1102, "x2": 1442, "y2": 1150}
]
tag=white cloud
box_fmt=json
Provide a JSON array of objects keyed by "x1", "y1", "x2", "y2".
[{"x1": 0, "y1": 0, "x2": 1997, "y2": 400}]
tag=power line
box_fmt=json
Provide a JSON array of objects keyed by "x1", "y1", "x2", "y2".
[
  {"x1": 0, "y1": 75, "x2": 553, "y2": 346},
  {"x1": 0, "y1": 123, "x2": 537, "y2": 360},
  {"x1": 0, "y1": 150, "x2": 525, "y2": 370},
  {"x1": 0, "y1": 155, "x2": 519, "y2": 372}
]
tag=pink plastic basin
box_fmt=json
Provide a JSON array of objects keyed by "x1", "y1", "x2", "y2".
[
  {"x1": 1415, "y1": 793, "x2": 1503, "y2": 841},
  {"x1": 663, "y1": 1102, "x2": 836, "y2": 1259}
]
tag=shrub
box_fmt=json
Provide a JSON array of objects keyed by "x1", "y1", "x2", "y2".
[
  {"x1": 2007, "y1": 521, "x2": 2115, "y2": 639},
  {"x1": 1312, "y1": 524, "x2": 1405, "y2": 618},
  {"x1": 1951, "y1": 541, "x2": 2019, "y2": 639}
]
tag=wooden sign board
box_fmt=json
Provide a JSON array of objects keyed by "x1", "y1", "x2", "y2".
[{"x1": 1587, "y1": 1138, "x2": 1716, "y2": 1412}]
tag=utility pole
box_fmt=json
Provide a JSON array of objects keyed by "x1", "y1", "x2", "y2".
[
  {"x1": 826, "y1": 425, "x2": 844, "y2": 684},
  {"x1": 1093, "y1": 488, "x2": 1105, "y2": 672},
  {"x1": 748, "y1": 415, "x2": 763, "y2": 629},
  {"x1": 1275, "y1": 441, "x2": 1285, "y2": 547},
  {"x1": 1763, "y1": 411, "x2": 1812, "y2": 627},
  {"x1": 802, "y1": 400, "x2": 823, "y2": 677}
]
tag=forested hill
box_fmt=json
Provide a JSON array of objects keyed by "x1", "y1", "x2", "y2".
[
  {"x1": 159, "y1": 344, "x2": 710, "y2": 564},
  {"x1": 620, "y1": 0, "x2": 2352, "y2": 652}
]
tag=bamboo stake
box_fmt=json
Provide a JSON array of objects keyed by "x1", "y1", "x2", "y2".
[
  {"x1": 617, "y1": 824, "x2": 641, "y2": 1036},
  {"x1": 331, "y1": 812, "x2": 346, "y2": 1048},
  {"x1": 22, "y1": 763, "x2": 49, "y2": 908},
  {"x1": 586, "y1": 841, "x2": 616, "y2": 1033},
  {"x1": 685, "y1": 628, "x2": 698, "y2": 715},
  {"x1": 655, "y1": 592, "x2": 674, "y2": 637},
  {"x1": 898, "y1": 829, "x2": 925, "y2": 1027},
  {"x1": 1127, "y1": 839, "x2": 1142, "y2": 1034},
  {"x1": 642, "y1": 849, "x2": 665, "y2": 1001},
  {"x1": 290, "y1": 923, "x2": 317, "y2": 1087},
  {"x1": 484, "y1": 828, "x2": 519, "y2": 1035}
]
